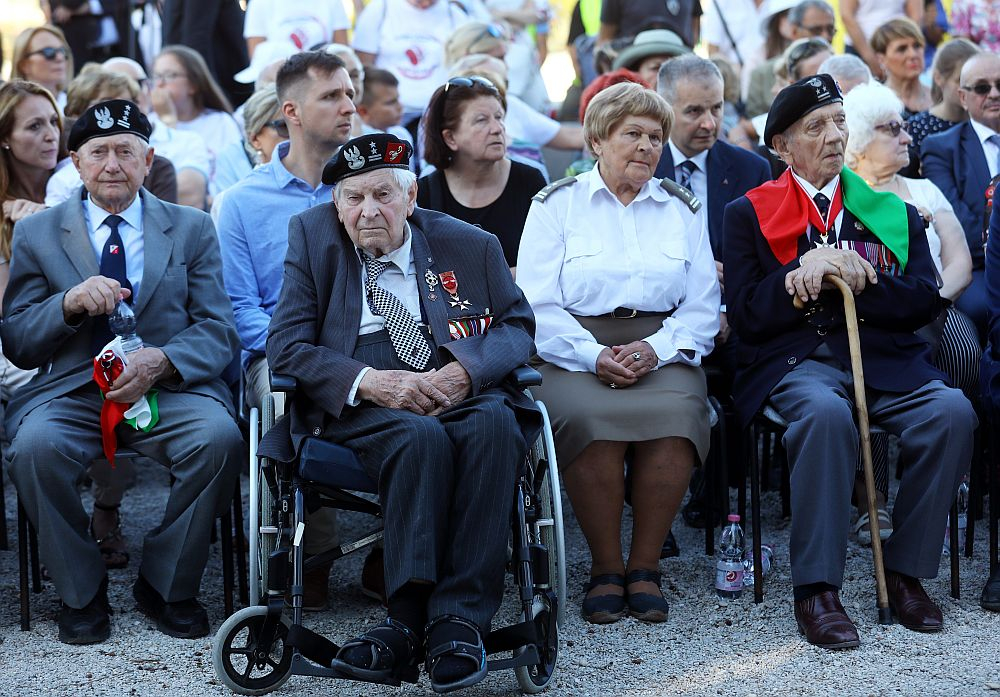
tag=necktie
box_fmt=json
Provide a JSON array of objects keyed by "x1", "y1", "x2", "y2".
[
  {"x1": 362, "y1": 255, "x2": 431, "y2": 370},
  {"x1": 92, "y1": 215, "x2": 133, "y2": 352},
  {"x1": 677, "y1": 160, "x2": 697, "y2": 191},
  {"x1": 813, "y1": 192, "x2": 831, "y2": 221}
]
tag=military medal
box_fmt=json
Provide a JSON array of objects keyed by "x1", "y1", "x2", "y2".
[
  {"x1": 439, "y1": 271, "x2": 471, "y2": 310},
  {"x1": 424, "y1": 269, "x2": 439, "y2": 301}
]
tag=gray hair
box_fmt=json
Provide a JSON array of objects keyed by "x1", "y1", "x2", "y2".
[
  {"x1": 788, "y1": 0, "x2": 834, "y2": 27},
  {"x1": 242, "y1": 85, "x2": 280, "y2": 142},
  {"x1": 656, "y1": 54, "x2": 723, "y2": 104},
  {"x1": 843, "y1": 81, "x2": 904, "y2": 168},
  {"x1": 818, "y1": 54, "x2": 872, "y2": 88},
  {"x1": 333, "y1": 167, "x2": 417, "y2": 205}
]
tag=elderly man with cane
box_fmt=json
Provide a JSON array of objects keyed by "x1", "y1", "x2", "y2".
[{"x1": 724, "y1": 75, "x2": 977, "y2": 649}]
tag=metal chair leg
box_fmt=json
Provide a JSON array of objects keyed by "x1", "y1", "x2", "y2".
[
  {"x1": 950, "y1": 501, "x2": 960, "y2": 600},
  {"x1": 0, "y1": 466, "x2": 8, "y2": 552},
  {"x1": 18, "y1": 497, "x2": 30, "y2": 631},
  {"x1": 750, "y1": 427, "x2": 763, "y2": 604},
  {"x1": 233, "y1": 480, "x2": 248, "y2": 606},
  {"x1": 29, "y1": 516, "x2": 41, "y2": 594},
  {"x1": 220, "y1": 512, "x2": 235, "y2": 619}
]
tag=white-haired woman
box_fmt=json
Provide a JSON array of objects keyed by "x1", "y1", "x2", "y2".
[
  {"x1": 844, "y1": 80, "x2": 979, "y2": 540},
  {"x1": 518, "y1": 82, "x2": 719, "y2": 624}
]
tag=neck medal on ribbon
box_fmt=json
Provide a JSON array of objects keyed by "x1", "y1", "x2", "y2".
[{"x1": 438, "y1": 271, "x2": 471, "y2": 310}]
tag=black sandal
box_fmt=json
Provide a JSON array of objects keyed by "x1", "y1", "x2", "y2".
[
  {"x1": 424, "y1": 615, "x2": 487, "y2": 694},
  {"x1": 626, "y1": 569, "x2": 669, "y2": 623},
  {"x1": 90, "y1": 503, "x2": 129, "y2": 570},
  {"x1": 582, "y1": 573, "x2": 627, "y2": 624},
  {"x1": 330, "y1": 618, "x2": 422, "y2": 685}
]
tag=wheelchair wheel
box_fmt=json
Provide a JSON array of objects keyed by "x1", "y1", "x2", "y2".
[
  {"x1": 533, "y1": 401, "x2": 567, "y2": 628},
  {"x1": 249, "y1": 397, "x2": 279, "y2": 605},
  {"x1": 212, "y1": 606, "x2": 293, "y2": 696},
  {"x1": 514, "y1": 592, "x2": 559, "y2": 693}
]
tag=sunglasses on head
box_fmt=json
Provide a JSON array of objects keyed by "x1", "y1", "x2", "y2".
[
  {"x1": 444, "y1": 76, "x2": 499, "y2": 95},
  {"x1": 874, "y1": 121, "x2": 907, "y2": 137},
  {"x1": 267, "y1": 119, "x2": 289, "y2": 138},
  {"x1": 27, "y1": 46, "x2": 68, "y2": 61},
  {"x1": 962, "y1": 80, "x2": 1000, "y2": 96}
]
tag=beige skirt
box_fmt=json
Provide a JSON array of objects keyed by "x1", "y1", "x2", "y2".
[{"x1": 532, "y1": 315, "x2": 711, "y2": 468}]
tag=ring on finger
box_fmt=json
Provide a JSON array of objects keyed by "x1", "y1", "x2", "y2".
[{"x1": 631, "y1": 352, "x2": 642, "y2": 361}]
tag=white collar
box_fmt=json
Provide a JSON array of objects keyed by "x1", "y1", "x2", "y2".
[
  {"x1": 586, "y1": 164, "x2": 670, "y2": 204},
  {"x1": 85, "y1": 191, "x2": 143, "y2": 232},
  {"x1": 668, "y1": 140, "x2": 709, "y2": 172},
  {"x1": 970, "y1": 118, "x2": 1000, "y2": 146},
  {"x1": 790, "y1": 170, "x2": 839, "y2": 201},
  {"x1": 362, "y1": 222, "x2": 413, "y2": 272}
]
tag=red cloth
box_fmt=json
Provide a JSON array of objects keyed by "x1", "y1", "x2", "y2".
[
  {"x1": 92, "y1": 349, "x2": 128, "y2": 466},
  {"x1": 745, "y1": 169, "x2": 843, "y2": 265}
]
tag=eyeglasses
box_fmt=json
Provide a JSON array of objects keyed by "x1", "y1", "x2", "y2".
[
  {"x1": 152, "y1": 71, "x2": 187, "y2": 82},
  {"x1": 444, "y1": 76, "x2": 500, "y2": 96},
  {"x1": 26, "y1": 46, "x2": 68, "y2": 61},
  {"x1": 787, "y1": 38, "x2": 830, "y2": 74},
  {"x1": 961, "y1": 80, "x2": 1000, "y2": 96},
  {"x1": 266, "y1": 119, "x2": 289, "y2": 138},
  {"x1": 799, "y1": 23, "x2": 836, "y2": 38},
  {"x1": 470, "y1": 23, "x2": 505, "y2": 48},
  {"x1": 874, "y1": 121, "x2": 907, "y2": 137}
]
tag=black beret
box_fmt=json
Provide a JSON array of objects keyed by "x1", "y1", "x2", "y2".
[
  {"x1": 67, "y1": 99, "x2": 152, "y2": 152},
  {"x1": 763, "y1": 74, "x2": 843, "y2": 149},
  {"x1": 322, "y1": 133, "x2": 412, "y2": 185}
]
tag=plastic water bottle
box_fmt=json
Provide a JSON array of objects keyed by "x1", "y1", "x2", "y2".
[
  {"x1": 108, "y1": 298, "x2": 143, "y2": 354},
  {"x1": 715, "y1": 514, "x2": 745, "y2": 599},
  {"x1": 743, "y1": 544, "x2": 775, "y2": 588}
]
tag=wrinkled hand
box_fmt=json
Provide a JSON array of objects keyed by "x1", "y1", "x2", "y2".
[
  {"x1": 105, "y1": 347, "x2": 172, "y2": 403},
  {"x1": 788, "y1": 248, "x2": 877, "y2": 302},
  {"x1": 424, "y1": 361, "x2": 471, "y2": 414},
  {"x1": 150, "y1": 86, "x2": 178, "y2": 127},
  {"x1": 612, "y1": 340, "x2": 656, "y2": 380},
  {"x1": 2, "y1": 198, "x2": 45, "y2": 223},
  {"x1": 716, "y1": 311, "x2": 731, "y2": 344},
  {"x1": 596, "y1": 347, "x2": 637, "y2": 388},
  {"x1": 63, "y1": 276, "x2": 131, "y2": 320},
  {"x1": 357, "y1": 369, "x2": 452, "y2": 415}
]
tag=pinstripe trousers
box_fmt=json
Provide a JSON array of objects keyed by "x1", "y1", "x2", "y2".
[{"x1": 323, "y1": 331, "x2": 531, "y2": 629}]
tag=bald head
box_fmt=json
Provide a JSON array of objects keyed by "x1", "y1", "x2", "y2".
[{"x1": 960, "y1": 52, "x2": 1000, "y2": 131}]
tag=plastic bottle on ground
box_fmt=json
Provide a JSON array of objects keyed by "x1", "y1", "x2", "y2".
[{"x1": 716, "y1": 514, "x2": 745, "y2": 599}]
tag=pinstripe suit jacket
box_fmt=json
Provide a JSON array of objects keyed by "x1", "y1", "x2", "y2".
[{"x1": 260, "y1": 203, "x2": 537, "y2": 462}]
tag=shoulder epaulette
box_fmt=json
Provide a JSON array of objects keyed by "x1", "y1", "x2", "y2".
[
  {"x1": 659, "y1": 177, "x2": 702, "y2": 214},
  {"x1": 532, "y1": 176, "x2": 578, "y2": 203}
]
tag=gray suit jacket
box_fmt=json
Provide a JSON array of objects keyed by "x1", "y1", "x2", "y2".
[
  {"x1": 1, "y1": 188, "x2": 240, "y2": 433},
  {"x1": 259, "y1": 204, "x2": 537, "y2": 462}
]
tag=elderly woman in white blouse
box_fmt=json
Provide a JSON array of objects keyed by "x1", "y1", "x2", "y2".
[{"x1": 517, "y1": 82, "x2": 720, "y2": 625}]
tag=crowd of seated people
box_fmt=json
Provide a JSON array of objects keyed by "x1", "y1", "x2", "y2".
[{"x1": 1, "y1": 1, "x2": 1000, "y2": 689}]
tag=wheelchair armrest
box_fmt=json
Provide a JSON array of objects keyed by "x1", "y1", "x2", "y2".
[
  {"x1": 507, "y1": 365, "x2": 542, "y2": 388},
  {"x1": 270, "y1": 373, "x2": 298, "y2": 394}
]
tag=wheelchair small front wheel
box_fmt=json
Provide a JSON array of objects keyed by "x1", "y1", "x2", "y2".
[
  {"x1": 213, "y1": 606, "x2": 293, "y2": 696},
  {"x1": 514, "y1": 593, "x2": 558, "y2": 694}
]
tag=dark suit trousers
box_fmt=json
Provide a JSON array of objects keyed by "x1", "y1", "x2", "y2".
[
  {"x1": 6, "y1": 386, "x2": 242, "y2": 608},
  {"x1": 769, "y1": 356, "x2": 976, "y2": 588}
]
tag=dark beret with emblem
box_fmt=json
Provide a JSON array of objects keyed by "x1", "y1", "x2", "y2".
[
  {"x1": 322, "y1": 133, "x2": 413, "y2": 185},
  {"x1": 67, "y1": 99, "x2": 152, "y2": 152},
  {"x1": 763, "y1": 74, "x2": 843, "y2": 149}
]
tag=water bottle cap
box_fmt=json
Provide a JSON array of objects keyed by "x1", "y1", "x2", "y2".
[{"x1": 727, "y1": 514, "x2": 740, "y2": 522}]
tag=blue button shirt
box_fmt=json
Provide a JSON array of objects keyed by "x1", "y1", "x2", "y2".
[
  {"x1": 83, "y1": 192, "x2": 144, "y2": 301},
  {"x1": 217, "y1": 141, "x2": 333, "y2": 365}
]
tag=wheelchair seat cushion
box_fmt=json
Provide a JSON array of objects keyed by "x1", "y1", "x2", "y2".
[{"x1": 298, "y1": 438, "x2": 377, "y2": 493}]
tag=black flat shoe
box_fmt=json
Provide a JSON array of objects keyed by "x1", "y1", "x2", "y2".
[
  {"x1": 981, "y1": 566, "x2": 1000, "y2": 612},
  {"x1": 133, "y1": 574, "x2": 209, "y2": 639},
  {"x1": 332, "y1": 618, "x2": 422, "y2": 685},
  {"x1": 660, "y1": 529, "x2": 680, "y2": 559},
  {"x1": 58, "y1": 577, "x2": 111, "y2": 645},
  {"x1": 425, "y1": 615, "x2": 487, "y2": 694},
  {"x1": 626, "y1": 569, "x2": 669, "y2": 623},
  {"x1": 582, "y1": 573, "x2": 627, "y2": 624}
]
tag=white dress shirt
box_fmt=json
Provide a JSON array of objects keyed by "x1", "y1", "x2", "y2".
[
  {"x1": 516, "y1": 166, "x2": 721, "y2": 374},
  {"x1": 971, "y1": 118, "x2": 1000, "y2": 178},
  {"x1": 83, "y1": 193, "x2": 144, "y2": 301},
  {"x1": 789, "y1": 170, "x2": 845, "y2": 238},
  {"x1": 669, "y1": 140, "x2": 710, "y2": 216},
  {"x1": 347, "y1": 224, "x2": 424, "y2": 404}
]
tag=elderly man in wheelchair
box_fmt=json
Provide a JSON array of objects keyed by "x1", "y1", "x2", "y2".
[{"x1": 252, "y1": 134, "x2": 545, "y2": 693}]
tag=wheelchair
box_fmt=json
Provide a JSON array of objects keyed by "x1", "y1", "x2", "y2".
[{"x1": 212, "y1": 366, "x2": 566, "y2": 695}]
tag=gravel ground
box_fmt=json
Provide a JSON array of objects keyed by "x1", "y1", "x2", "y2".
[{"x1": 1, "y1": 459, "x2": 999, "y2": 697}]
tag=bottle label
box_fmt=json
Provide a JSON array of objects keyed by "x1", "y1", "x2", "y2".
[{"x1": 716, "y1": 562, "x2": 743, "y2": 591}]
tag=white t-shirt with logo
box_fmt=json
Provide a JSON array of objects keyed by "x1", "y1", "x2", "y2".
[
  {"x1": 244, "y1": 0, "x2": 350, "y2": 50},
  {"x1": 352, "y1": 0, "x2": 472, "y2": 112}
]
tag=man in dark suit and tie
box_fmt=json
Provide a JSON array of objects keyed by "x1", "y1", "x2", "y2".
[
  {"x1": 258, "y1": 134, "x2": 540, "y2": 692},
  {"x1": 921, "y1": 52, "x2": 1000, "y2": 337},
  {"x1": 2, "y1": 100, "x2": 243, "y2": 644},
  {"x1": 726, "y1": 75, "x2": 975, "y2": 650}
]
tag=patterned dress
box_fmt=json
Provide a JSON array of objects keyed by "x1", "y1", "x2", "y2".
[
  {"x1": 902, "y1": 111, "x2": 958, "y2": 178},
  {"x1": 951, "y1": 0, "x2": 1000, "y2": 54}
]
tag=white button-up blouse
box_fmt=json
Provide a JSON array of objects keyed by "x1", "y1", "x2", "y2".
[{"x1": 516, "y1": 166, "x2": 721, "y2": 373}]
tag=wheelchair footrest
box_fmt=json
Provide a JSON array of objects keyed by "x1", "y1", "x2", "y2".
[
  {"x1": 286, "y1": 624, "x2": 341, "y2": 668},
  {"x1": 484, "y1": 620, "x2": 541, "y2": 655}
]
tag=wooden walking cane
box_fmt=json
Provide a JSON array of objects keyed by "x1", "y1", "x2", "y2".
[{"x1": 794, "y1": 274, "x2": 893, "y2": 625}]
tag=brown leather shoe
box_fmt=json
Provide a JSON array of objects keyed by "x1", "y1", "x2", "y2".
[
  {"x1": 885, "y1": 571, "x2": 942, "y2": 632},
  {"x1": 361, "y1": 547, "x2": 387, "y2": 607},
  {"x1": 793, "y1": 590, "x2": 860, "y2": 649}
]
